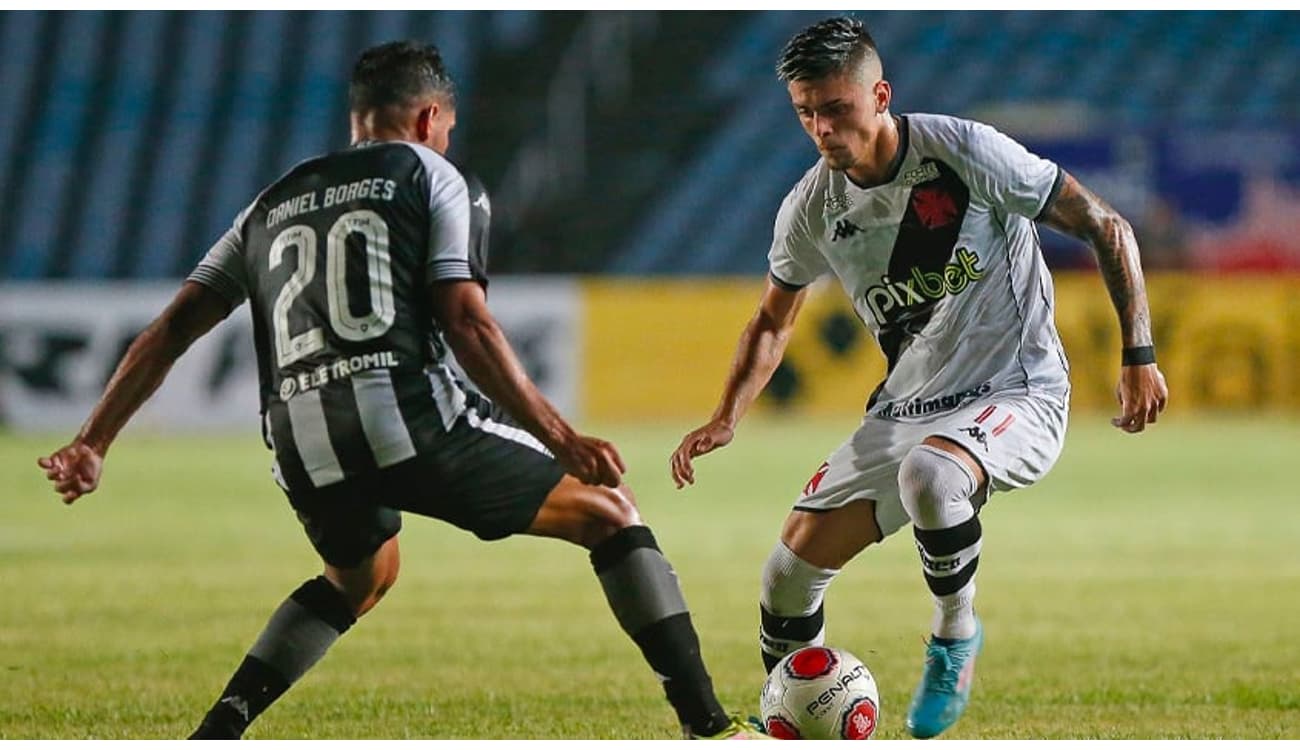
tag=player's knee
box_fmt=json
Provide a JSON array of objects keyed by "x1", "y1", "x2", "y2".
[
  {"x1": 576, "y1": 485, "x2": 642, "y2": 549},
  {"x1": 898, "y1": 444, "x2": 978, "y2": 530}
]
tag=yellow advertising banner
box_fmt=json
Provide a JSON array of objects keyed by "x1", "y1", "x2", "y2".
[
  {"x1": 581, "y1": 274, "x2": 1300, "y2": 421},
  {"x1": 582, "y1": 279, "x2": 767, "y2": 422},
  {"x1": 1054, "y1": 273, "x2": 1300, "y2": 412}
]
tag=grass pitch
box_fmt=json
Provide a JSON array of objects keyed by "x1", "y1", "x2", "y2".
[{"x1": 2, "y1": 415, "x2": 1298, "y2": 739}]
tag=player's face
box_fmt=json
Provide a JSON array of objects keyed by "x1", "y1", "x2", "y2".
[{"x1": 788, "y1": 71, "x2": 889, "y2": 172}]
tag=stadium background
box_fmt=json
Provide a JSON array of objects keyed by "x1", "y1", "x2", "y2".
[{"x1": 2, "y1": 10, "x2": 1297, "y2": 739}]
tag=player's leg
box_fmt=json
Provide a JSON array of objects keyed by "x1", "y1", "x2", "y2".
[
  {"x1": 897, "y1": 436, "x2": 987, "y2": 739},
  {"x1": 525, "y1": 477, "x2": 744, "y2": 739},
  {"x1": 758, "y1": 422, "x2": 911, "y2": 675},
  {"x1": 191, "y1": 492, "x2": 402, "y2": 739},
  {"x1": 901, "y1": 396, "x2": 1067, "y2": 738},
  {"x1": 758, "y1": 501, "x2": 881, "y2": 672},
  {"x1": 411, "y1": 394, "x2": 754, "y2": 737},
  {"x1": 900, "y1": 436, "x2": 986, "y2": 641}
]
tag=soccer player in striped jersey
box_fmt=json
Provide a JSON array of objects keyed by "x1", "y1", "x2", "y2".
[
  {"x1": 38, "y1": 41, "x2": 762, "y2": 740},
  {"x1": 670, "y1": 17, "x2": 1168, "y2": 739}
]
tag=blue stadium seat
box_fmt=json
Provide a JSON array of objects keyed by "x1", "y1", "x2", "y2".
[{"x1": 0, "y1": 10, "x2": 1296, "y2": 278}]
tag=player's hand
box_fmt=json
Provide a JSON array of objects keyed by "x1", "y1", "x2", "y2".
[
  {"x1": 37, "y1": 441, "x2": 105, "y2": 504},
  {"x1": 553, "y1": 435, "x2": 626, "y2": 488},
  {"x1": 670, "y1": 420, "x2": 735, "y2": 489},
  {"x1": 1111, "y1": 363, "x2": 1168, "y2": 434}
]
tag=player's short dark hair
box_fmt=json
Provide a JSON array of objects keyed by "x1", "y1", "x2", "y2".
[
  {"x1": 349, "y1": 41, "x2": 456, "y2": 115},
  {"x1": 776, "y1": 16, "x2": 880, "y2": 83}
]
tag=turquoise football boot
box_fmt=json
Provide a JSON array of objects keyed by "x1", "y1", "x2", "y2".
[{"x1": 906, "y1": 618, "x2": 984, "y2": 739}]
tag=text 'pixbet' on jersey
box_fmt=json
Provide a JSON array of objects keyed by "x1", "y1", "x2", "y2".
[{"x1": 864, "y1": 248, "x2": 985, "y2": 326}]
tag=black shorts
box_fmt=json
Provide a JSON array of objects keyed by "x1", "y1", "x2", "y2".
[{"x1": 285, "y1": 394, "x2": 566, "y2": 568}]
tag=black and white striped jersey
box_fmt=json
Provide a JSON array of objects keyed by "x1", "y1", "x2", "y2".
[
  {"x1": 189, "y1": 141, "x2": 492, "y2": 492},
  {"x1": 769, "y1": 114, "x2": 1071, "y2": 421}
]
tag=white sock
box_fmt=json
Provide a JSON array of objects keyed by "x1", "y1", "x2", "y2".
[{"x1": 932, "y1": 580, "x2": 977, "y2": 640}]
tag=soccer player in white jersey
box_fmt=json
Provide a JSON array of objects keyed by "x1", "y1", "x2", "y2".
[{"x1": 670, "y1": 17, "x2": 1168, "y2": 738}]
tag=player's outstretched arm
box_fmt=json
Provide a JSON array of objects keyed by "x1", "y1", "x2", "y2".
[
  {"x1": 1038, "y1": 171, "x2": 1169, "y2": 433},
  {"x1": 670, "y1": 278, "x2": 807, "y2": 488},
  {"x1": 431, "y1": 279, "x2": 624, "y2": 488},
  {"x1": 37, "y1": 281, "x2": 233, "y2": 503}
]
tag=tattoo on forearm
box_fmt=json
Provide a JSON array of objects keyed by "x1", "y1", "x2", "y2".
[{"x1": 1042, "y1": 174, "x2": 1152, "y2": 348}]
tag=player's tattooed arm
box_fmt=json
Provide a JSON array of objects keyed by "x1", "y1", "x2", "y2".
[
  {"x1": 1039, "y1": 171, "x2": 1168, "y2": 433},
  {"x1": 1038, "y1": 171, "x2": 1152, "y2": 348}
]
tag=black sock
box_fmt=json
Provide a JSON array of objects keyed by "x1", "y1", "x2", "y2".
[
  {"x1": 759, "y1": 603, "x2": 825, "y2": 673},
  {"x1": 189, "y1": 656, "x2": 290, "y2": 739},
  {"x1": 913, "y1": 515, "x2": 982, "y2": 598},
  {"x1": 914, "y1": 515, "x2": 982, "y2": 639},
  {"x1": 591, "y1": 525, "x2": 729, "y2": 737},
  {"x1": 190, "y1": 576, "x2": 356, "y2": 739}
]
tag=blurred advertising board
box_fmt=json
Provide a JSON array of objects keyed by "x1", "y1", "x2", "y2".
[
  {"x1": 3, "y1": 274, "x2": 1295, "y2": 431},
  {"x1": 0, "y1": 280, "x2": 579, "y2": 432}
]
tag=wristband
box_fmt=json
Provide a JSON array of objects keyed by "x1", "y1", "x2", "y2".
[{"x1": 1121, "y1": 345, "x2": 1156, "y2": 366}]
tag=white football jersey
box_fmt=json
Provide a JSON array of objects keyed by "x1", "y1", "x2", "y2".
[{"x1": 769, "y1": 113, "x2": 1070, "y2": 420}]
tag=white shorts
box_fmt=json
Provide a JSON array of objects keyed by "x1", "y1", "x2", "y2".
[{"x1": 793, "y1": 393, "x2": 1068, "y2": 538}]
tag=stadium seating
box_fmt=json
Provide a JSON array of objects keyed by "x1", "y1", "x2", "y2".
[{"x1": 1, "y1": 10, "x2": 1297, "y2": 278}]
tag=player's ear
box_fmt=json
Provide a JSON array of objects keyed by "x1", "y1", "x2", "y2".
[
  {"x1": 415, "y1": 104, "x2": 437, "y2": 141},
  {"x1": 873, "y1": 80, "x2": 891, "y2": 114}
]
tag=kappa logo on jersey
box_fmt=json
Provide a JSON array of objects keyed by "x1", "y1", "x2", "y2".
[
  {"x1": 912, "y1": 187, "x2": 960, "y2": 229},
  {"x1": 901, "y1": 161, "x2": 941, "y2": 186},
  {"x1": 961, "y1": 423, "x2": 987, "y2": 447},
  {"x1": 831, "y1": 219, "x2": 863, "y2": 241},
  {"x1": 863, "y1": 247, "x2": 985, "y2": 325},
  {"x1": 803, "y1": 461, "x2": 831, "y2": 496},
  {"x1": 958, "y1": 404, "x2": 998, "y2": 450},
  {"x1": 959, "y1": 425, "x2": 989, "y2": 451},
  {"x1": 472, "y1": 192, "x2": 491, "y2": 216}
]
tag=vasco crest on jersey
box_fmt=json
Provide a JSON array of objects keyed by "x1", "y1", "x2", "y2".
[{"x1": 912, "y1": 186, "x2": 960, "y2": 230}]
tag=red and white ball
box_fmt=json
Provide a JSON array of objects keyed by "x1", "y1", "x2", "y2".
[{"x1": 760, "y1": 646, "x2": 880, "y2": 740}]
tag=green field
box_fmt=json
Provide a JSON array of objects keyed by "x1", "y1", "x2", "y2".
[{"x1": 3, "y1": 416, "x2": 1298, "y2": 739}]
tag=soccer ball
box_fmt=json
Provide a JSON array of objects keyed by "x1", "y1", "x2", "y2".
[{"x1": 760, "y1": 646, "x2": 880, "y2": 740}]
